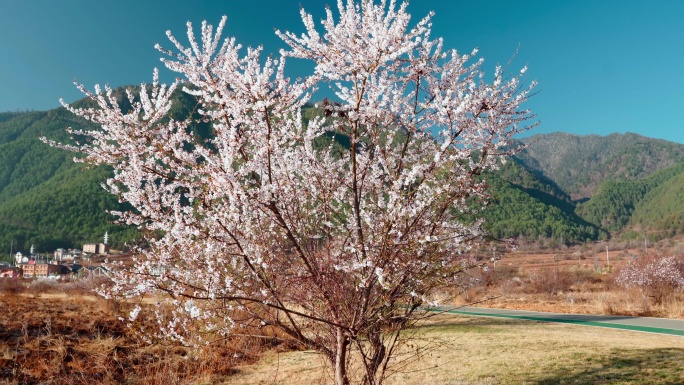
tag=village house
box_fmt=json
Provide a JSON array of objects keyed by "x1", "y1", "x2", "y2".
[
  {"x1": 56, "y1": 249, "x2": 82, "y2": 262},
  {"x1": 60, "y1": 263, "x2": 84, "y2": 277},
  {"x1": 0, "y1": 266, "x2": 22, "y2": 278},
  {"x1": 83, "y1": 232, "x2": 111, "y2": 256},
  {"x1": 82, "y1": 243, "x2": 110, "y2": 255},
  {"x1": 54, "y1": 248, "x2": 66, "y2": 261},
  {"x1": 21, "y1": 262, "x2": 63, "y2": 278},
  {"x1": 14, "y1": 252, "x2": 27, "y2": 265}
]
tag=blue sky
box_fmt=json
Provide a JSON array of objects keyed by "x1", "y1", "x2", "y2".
[{"x1": 1, "y1": 0, "x2": 683, "y2": 143}]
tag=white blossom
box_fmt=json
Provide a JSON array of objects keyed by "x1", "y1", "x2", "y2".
[
  {"x1": 129, "y1": 305, "x2": 141, "y2": 322},
  {"x1": 46, "y1": 1, "x2": 536, "y2": 383},
  {"x1": 185, "y1": 300, "x2": 201, "y2": 319}
]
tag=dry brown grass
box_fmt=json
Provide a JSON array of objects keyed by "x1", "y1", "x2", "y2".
[
  {"x1": 661, "y1": 297, "x2": 684, "y2": 318},
  {"x1": 3, "y1": 248, "x2": 684, "y2": 385},
  {"x1": 452, "y1": 254, "x2": 684, "y2": 320},
  {"x1": 2, "y1": 275, "x2": 683, "y2": 384},
  {"x1": 0, "y1": 283, "x2": 282, "y2": 385},
  {"x1": 474, "y1": 283, "x2": 684, "y2": 319}
]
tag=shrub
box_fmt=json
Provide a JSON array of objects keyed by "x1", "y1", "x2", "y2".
[
  {"x1": 526, "y1": 268, "x2": 575, "y2": 296},
  {"x1": 28, "y1": 278, "x2": 59, "y2": 298},
  {"x1": 0, "y1": 278, "x2": 25, "y2": 297},
  {"x1": 616, "y1": 254, "x2": 684, "y2": 303},
  {"x1": 479, "y1": 264, "x2": 519, "y2": 287}
]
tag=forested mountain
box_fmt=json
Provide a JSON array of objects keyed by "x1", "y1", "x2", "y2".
[
  {"x1": 1, "y1": 93, "x2": 684, "y2": 254},
  {"x1": 480, "y1": 159, "x2": 606, "y2": 243},
  {"x1": 575, "y1": 163, "x2": 684, "y2": 231},
  {"x1": 515, "y1": 132, "x2": 684, "y2": 200},
  {"x1": 0, "y1": 87, "x2": 221, "y2": 255},
  {"x1": 0, "y1": 108, "x2": 136, "y2": 253},
  {"x1": 628, "y1": 170, "x2": 684, "y2": 237}
]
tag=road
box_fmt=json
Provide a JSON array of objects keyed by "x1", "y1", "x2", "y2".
[{"x1": 431, "y1": 306, "x2": 684, "y2": 336}]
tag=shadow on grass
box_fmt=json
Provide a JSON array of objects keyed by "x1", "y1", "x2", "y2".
[{"x1": 533, "y1": 348, "x2": 684, "y2": 385}]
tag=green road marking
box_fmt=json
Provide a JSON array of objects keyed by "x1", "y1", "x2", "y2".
[{"x1": 432, "y1": 308, "x2": 684, "y2": 337}]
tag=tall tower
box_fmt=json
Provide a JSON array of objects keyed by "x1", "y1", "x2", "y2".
[
  {"x1": 30, "y1": 244, "x2": 34, "y2": 255},
  {"x1": 103, "y1": 232, "x2": 109, "y2": 245}
]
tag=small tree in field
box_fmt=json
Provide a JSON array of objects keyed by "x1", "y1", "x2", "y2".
[
  {"x1": 46, "y1": 1, "x2": 535, "y2": 383},
  {"x1": 617, "y1": 254, "x2": 684, "y2": 303}
]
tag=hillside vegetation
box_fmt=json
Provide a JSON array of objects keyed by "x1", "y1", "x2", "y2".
[
  {"x1": 576, "y1": 163, "x2": 684, "y2": 232},
  {"x1": 0, "y1": 108, "x2": 137, "y2": 253},
  {"x1": 629, "y1": 171, "x2": 684, "y2": 238},
  {"x1": 481, "y1": 159, "x2": 606, "y2": 243},
  {"x1": 516, "y1": 132, "x2": 684, "y2": 199},
  {"x1": 2, "y1": 95, "x2": 684, "y2": 253}
]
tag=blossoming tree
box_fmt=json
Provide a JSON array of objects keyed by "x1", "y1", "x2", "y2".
[
  {"x1": 47, "y1": 1, "x2": 536, "y2": 383},
  {"x1": 617, "y1": 254, "x2": 684, "y2": 303}
]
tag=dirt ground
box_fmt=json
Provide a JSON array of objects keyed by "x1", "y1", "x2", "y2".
[{"x1": 455, "y1": 247, "x2": 684, "y2": 319}]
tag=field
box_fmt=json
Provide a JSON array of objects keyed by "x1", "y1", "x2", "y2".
[
  {"x1": 1, "y1": 290, "x2": 682, "y2": 385},
  {"x1": 223, "y1": 313, "x2": 684, "y2": 384},
  {"x1": 456, "y1": 241, "x2": 684, "y2": 319},
  {"x1": 0, "y1": 282, "x2": 283, "y2": 385},
  {"x1": 2, "y1": 242, "x2": 683, "y2": 384}
]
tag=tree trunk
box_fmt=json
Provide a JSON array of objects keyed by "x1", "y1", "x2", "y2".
[
  {"x1": 362, "y1": 327, "x2": 386, "y2": 385},
  {"x1": 335, "y1": 328, "x2": 350, "y2": 385}
]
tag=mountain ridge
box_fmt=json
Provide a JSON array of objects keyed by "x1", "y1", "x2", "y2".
[
  {"x1": 1, "y1": 96, "x2": 683, "y2": 253},
  {"x1": 515, "y1": 131, "x2": 684, "y2": 200}
]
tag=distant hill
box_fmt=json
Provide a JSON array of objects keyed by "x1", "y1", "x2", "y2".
[
  {"x1": 481, "y1": 159, "x2": 606, "y2": 243},
  {"x1": 2, "y1": 96, "x2": 684, "y2": 253},
  {"x1": 0, "y1": 86, "x2": 225, "y2": 256},
  {"x1": 628, "y1": 170, "x2": 684, "y2": 238},
  {"x1": 515, "y1": 132, "x2": 684, "y2": 200},
  {"x1": 0, "y1": 108, "x2": 135, "y2": 254},
  {"x1": 575, "y1": 163, "x2": 684, "y2": 232}
]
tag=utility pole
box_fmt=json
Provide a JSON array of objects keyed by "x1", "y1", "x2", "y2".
[{"x1": 606, "y1": 245, "x2": 609, "y2": 266}]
